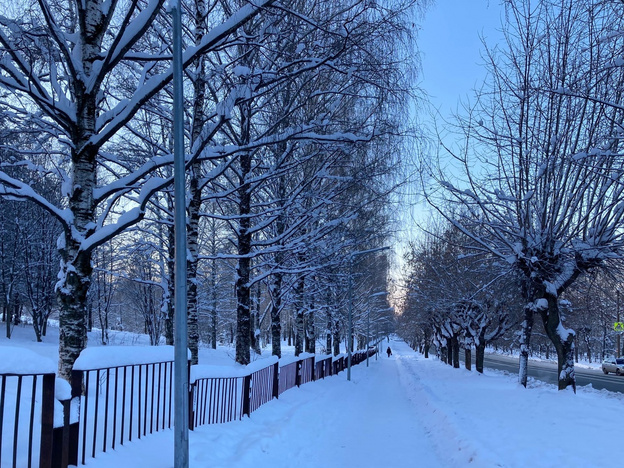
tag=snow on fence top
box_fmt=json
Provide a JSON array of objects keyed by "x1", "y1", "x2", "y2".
[
  {"x1": 73, "y1": 345, "x2": 190, "y2": 371},
  {"x1": 0, "y1": 346, "x2": 56, "y2": 375},
  {"x1": 191, "y1": 355, "x2": 279, "y2": 383},
  {"x1": 279, "y1": 353, "x2": 315, "y2": 367}
]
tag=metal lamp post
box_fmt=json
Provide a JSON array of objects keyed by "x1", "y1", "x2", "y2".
[
  {"x1": 365, "y1": 292, "x2": 388, "y2": 368},
  {"x1": 347, "y1": 246, "x2": 390, "y2": 381},
  {"x1": 171, "y1": 1, "x2": 188, "y2": 466},
  {"x1": 366, "y1": 307, "x2": 370, "y2": 367}
]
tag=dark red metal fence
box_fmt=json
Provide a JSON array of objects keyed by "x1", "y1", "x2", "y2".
[
  {"x1": 278, "y1": 362, "x2": 298, "y2": 395},
  {"x1": 0, "y1": 372, "x2": 54, "y2": 468},
  {"x1": 70, "y1": 360, "x2": 176, "y2": 466},
  {"x1": 1, "y1": 347, "x2": 377, "y2": 468}
]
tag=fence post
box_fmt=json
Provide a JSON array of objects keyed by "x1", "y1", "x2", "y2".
[
  {"x1": 51, "y1": 370, "x2": 82, "y2": 467},
  {"x1": 311, "y1": 357, "x2": 316, "y2": 382},
  {"x1": 242, "y1": 375, "x2": 251, "y2": 417},
  {"x1": 188, "y1": 384, "x2": 195, "y2": 431},
  {"x1": 295, "y1": 360, "x2": 302, "y2": 387},
  {"x1": 67, "y1": 370, "x2": 82, "y2": 466},
  {"x1": 272, "y1": 362, "x2": 279, "y2": 399},
  {"x1": 39, "y1": 374, "x2": 54, "y2": 468},
  {"x1": 188, "y1": 360, "x2": 194, "y2": 431}
]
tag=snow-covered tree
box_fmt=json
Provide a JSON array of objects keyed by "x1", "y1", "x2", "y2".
[
  {"x1": 426, "y1": 0, "x2": 624, "y2": 390},
  {"x1": 0, "y1": 0, "x2": 279, "y2": 379}
]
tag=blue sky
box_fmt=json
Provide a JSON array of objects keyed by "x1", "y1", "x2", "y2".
[
  {"x1": 418, "y1": 1, "x2": 504, "y2": 120},
  {"x1": 392, "y1": 1, "x2": 505, "y2": 257}
]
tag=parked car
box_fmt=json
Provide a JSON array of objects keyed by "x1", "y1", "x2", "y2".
[{"x1": 602, "y1": 358, "x2": 624, "y2": 375}]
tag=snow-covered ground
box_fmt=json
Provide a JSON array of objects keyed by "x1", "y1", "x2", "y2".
[
  {"x1": 2, "y1": 325, "x2": 622, "y2": 467},
  {"x1": 79, "y1": 339, "x2": 620, "y2": 468}
]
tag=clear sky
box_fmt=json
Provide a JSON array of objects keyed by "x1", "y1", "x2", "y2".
[
  {"x1": 418, "y1": 0, "x2": 504, "y2": 120},
  {"x1": 392, "y1": 1, "x2": 505, "y2": 271}
]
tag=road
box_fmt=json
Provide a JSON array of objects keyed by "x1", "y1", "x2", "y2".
[{"x1": 466, "y1": 353, "x2": 624, "y2": 393}]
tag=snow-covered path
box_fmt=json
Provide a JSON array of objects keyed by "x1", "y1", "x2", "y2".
[
  {"x1": 84, "y1": 340, "x2": 442, "y2": 468},
  {"x1": 82, "y1": 339, "x2": 624, "y2": 468}
]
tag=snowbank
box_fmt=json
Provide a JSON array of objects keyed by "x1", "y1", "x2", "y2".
[
  {"x1": 74, "y1": 345, "x2": 190, "y2": 370},
  {"x1": 0, "y1": 345, "x2": 56, "y2": 374}
]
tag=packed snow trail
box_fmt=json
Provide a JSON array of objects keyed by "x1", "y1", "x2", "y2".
[
  {"x1": 80, "y1": 339, "x2": 624, "y2": 468},
  {"x1": 84, "y1": 340, "x2": 443, "y2": 468}
]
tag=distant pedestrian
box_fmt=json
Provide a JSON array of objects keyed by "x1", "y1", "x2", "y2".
[{"x1": 387, "y1": 346, "x2": 392, "y2": 357}]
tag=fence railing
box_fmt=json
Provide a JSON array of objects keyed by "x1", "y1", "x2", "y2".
[
  {"x1": 1, "y1": 346, "x2": 377, "y2": 468},
  {"x1": 0, "y1": 372, "x2": 54, "y2": 468},
  {"x1": 71, "y1": 360, "x2": 177, "y2": 466}
]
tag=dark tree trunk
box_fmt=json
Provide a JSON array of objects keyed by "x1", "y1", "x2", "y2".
[
  {"x1": 540, "y1": 295, "x2": 576, "y2": 392},
  {"x1": 326, "y1": 307, "x2": 332, "y2": 354},
  {"x1": 235, "y1": 237, "x2": 251, "y2": 365},
  {"x1": 270, "y1": 272, "x2": 283, "y2": 358},
  {"x1": 235, "y1": 94, "x2": 253, "y2": 365},
  {"x1": 333, "y1": 319, "x2": 341, "y2": 356},
  {"x1": 305, "y1": 291, "x2": 315, "y2": 354},
  {"x1": 164, "y1": 224, "x2": 175, "y2": 346},
  {"x1": 519, "y1": 302, "x2": 534, "y2": 387},
  {"x1": 210, "y1": 259, "x2": 218, "y2": 350},
  {"x1": 294, "y1": 273, "x2": 304, "y2": 356},
  {"x1": 476, "y1": 341, "x2": 486, "y2": 373},
  {"x1": 447, "y1": 342, "x2": 453, "y2": 365},
  {"x1": 250, "y1": 283, "x2": 261, "y2": 355},
  {"x1": 451, "y1": 334, "x2": 460, "y2": 368},
  {"x1": 464, "y1": 348, "x2": 471, "y2": 371}
]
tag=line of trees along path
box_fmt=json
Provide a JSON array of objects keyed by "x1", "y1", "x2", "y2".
[{"x1": 0, "y1": 0, "x2": 418, "y2": 378}]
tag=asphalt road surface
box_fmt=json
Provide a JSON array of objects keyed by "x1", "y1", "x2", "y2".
[{"x1": 464, "y1": 353, "x2": 624, "y2": 393}]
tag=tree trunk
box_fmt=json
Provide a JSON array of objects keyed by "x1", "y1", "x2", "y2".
[
  {"x1": 294, "y1": 273, "x2": 304, "y2": 356},
  {"x1": 476, "y1": 341, "x2": 486, "y2": 374},
  {"x1": 539, "y1": 295, "x2": 576, "y2": 392},
  {"x1": 57, "y1": 237, "x2": 91, "y2": 381},
  {"x1": 250, "y1": 283, "x2": 261, "y2": 355},
  {"x1": 305, "y1": 292, "x2": 315, "y2": 354},
  {"x1": 164, "y1": 224, "x2": 175, "y2": 346},
  {"x1": 447, "y1": 341, "x2": 453, "y2": 366},
  {"x1": 333, "y1": 319, "x2": 341, "y2": 356},
  {"x1": 186, "y1": 0, "x2": 208, "y2": 364},
  {"x1": 210, "y1": 259, "x2": 218, "y2": 349},
  {"x1": 519, "y1": 303, "x2": 534, "y2": 387},
  {"x1": 326, "y1": 307, "x2": 332, "y2": 354},
  {"x1": 451, "y1": 334, "x2": 460, "y2": 368},
  {"x1": 235, "y1": 240, "x2": 251, "y2": 365},
  {"x1": 464, "y1": 347, "x2": 471, "y2": 371},
  {"x1": 234, "y1": 92, "x2": 253, "y2": 364},
  {"x1": 270, "y1": 271, "x2": 282, "y2": 358}
]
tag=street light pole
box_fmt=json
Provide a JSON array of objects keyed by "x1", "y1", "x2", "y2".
[
  {"x1": 366, "y1": 308, "x2": 370, "y2": 367},
  {"x1": 347, "y1": 261, "x2": 353, "y2": 381},
  {"x1": 376, "y1": 322, "x2": 379, "y2": 360},
  {"x1": 346, "y1": 246, "x2": 389, "y2": 381},
  {"x1": 171, "y1": 1, "x2": 188, "y2": 466}
]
